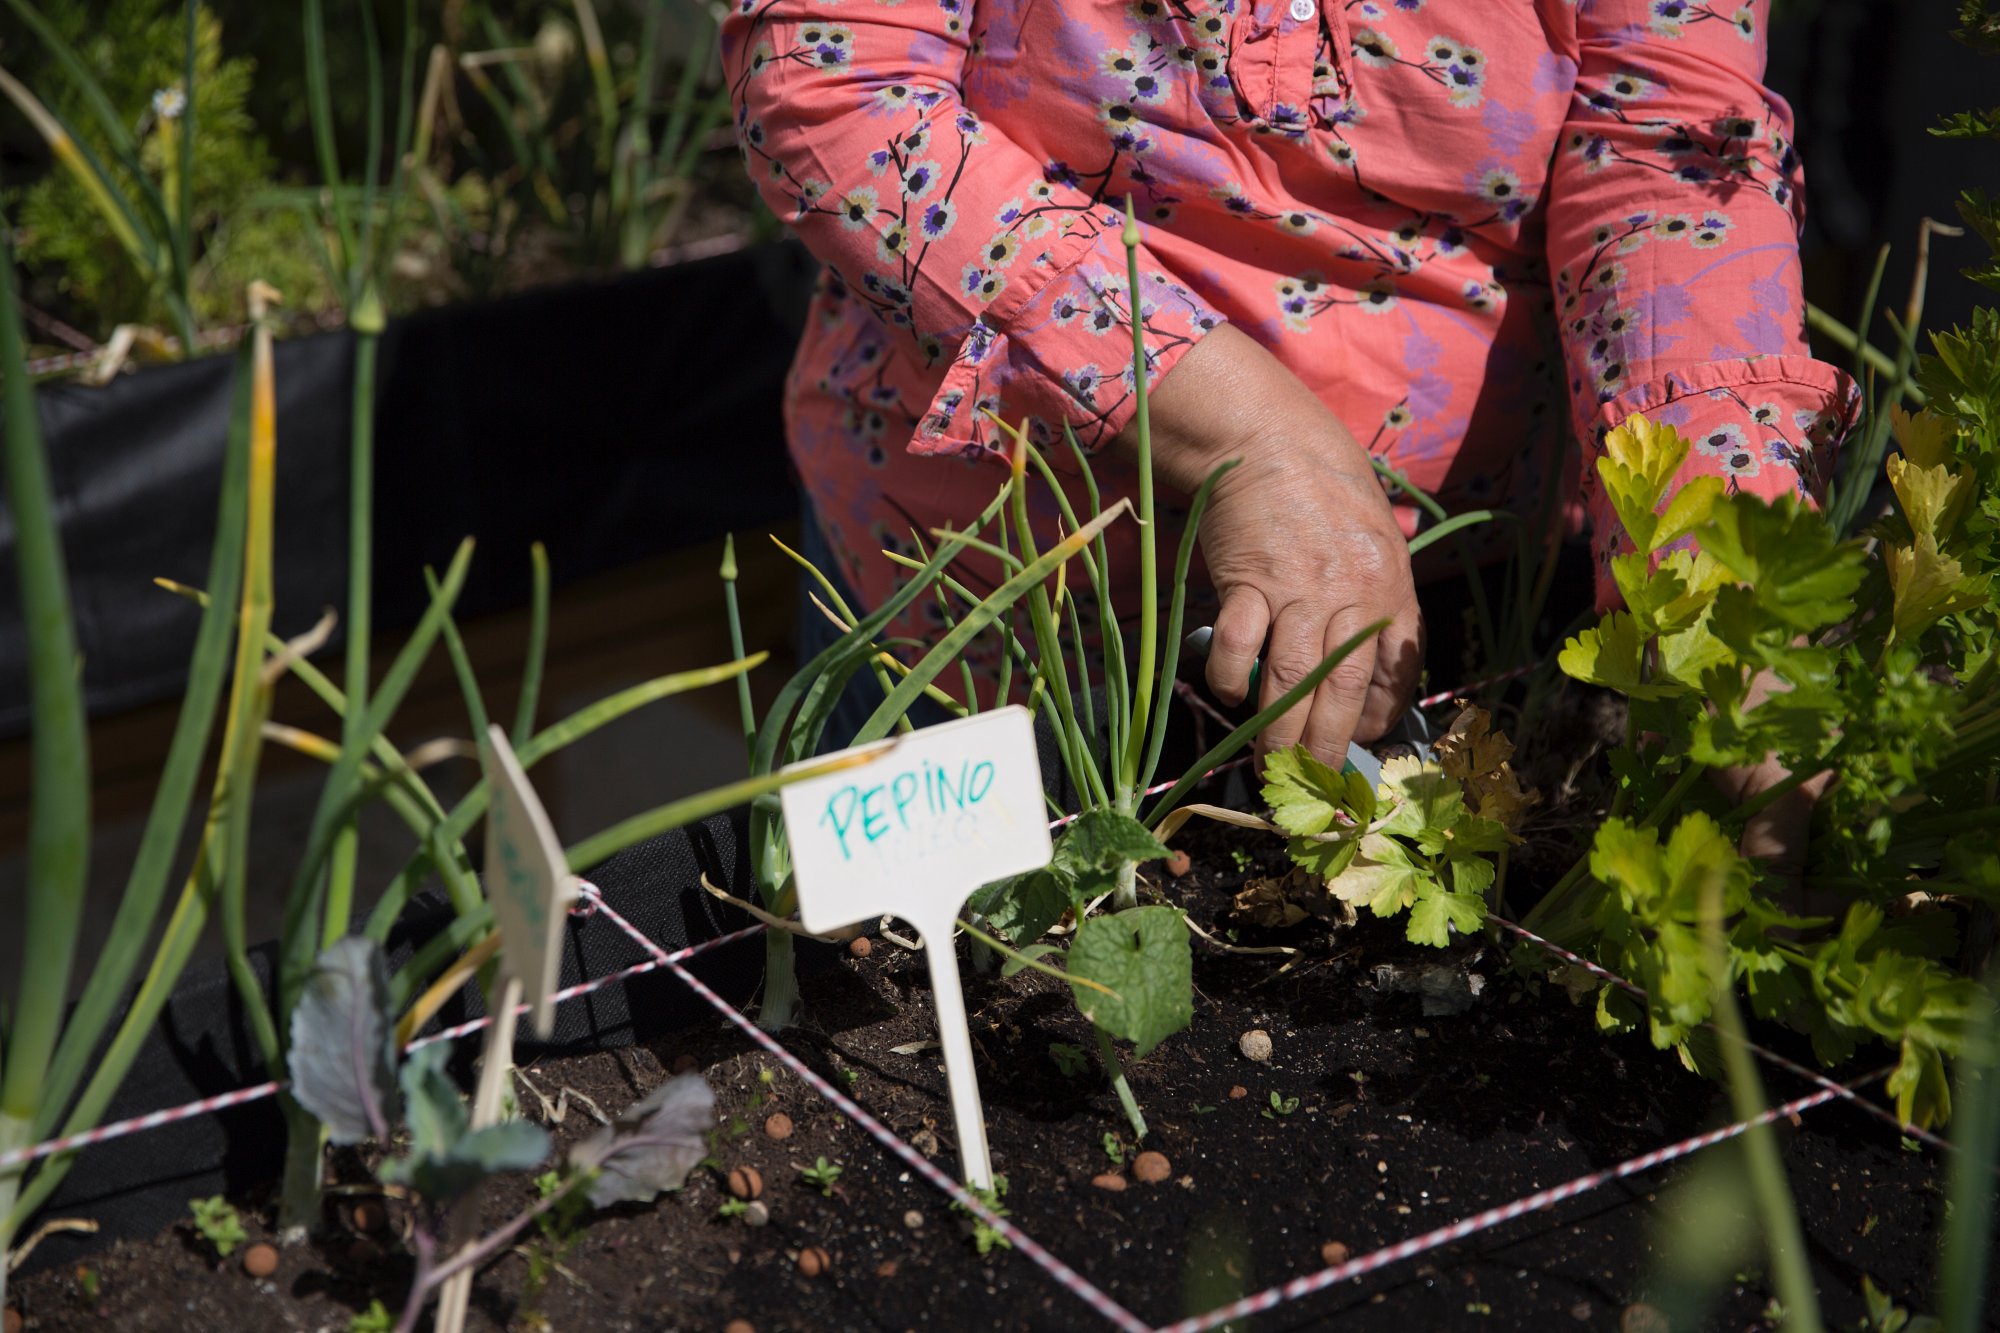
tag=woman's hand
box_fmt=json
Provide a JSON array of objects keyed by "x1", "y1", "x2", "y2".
[
  {"x1": 1715, "y1": 668, "x2": 1835, "y2": 891},
  {"x1": 1123, "y1": 324, "x2": 1424, "y2": 765}
]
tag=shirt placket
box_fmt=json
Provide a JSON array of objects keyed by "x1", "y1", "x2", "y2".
[{"x1": 1228, "y1": 0, "x2": 1339, "y2": 130}]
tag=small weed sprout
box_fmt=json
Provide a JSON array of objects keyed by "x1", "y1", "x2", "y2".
[
  {"x1": 953, "y1": 1174, "x2": 1012, "y2": 1257},
  {"x1": 347, "y1": 1301, "x2": 395, "y2": 1333},
  {"x1": 716, "y1": 1197, "x2": 750, "y2": 1220},
  {"x1": 1101, "y1": 1133, "x2": 1124, "y2": 1165},
  {"x1": 1047, "y1": 1042, "x2": 1089, "y2": 1077},
  {"x1": 188, "y1": 1195, "x2": 247, "y2": 1258},
  {"x1": 1262, "y1": 1092, "x2": 1301, "y2": 1119},
  {"x1": 799, "y1": 1157, "x2": 844, "y2": 1196},
  {"x1": 518, "y1": 1168, "x2": 593, "y2": 1318}
]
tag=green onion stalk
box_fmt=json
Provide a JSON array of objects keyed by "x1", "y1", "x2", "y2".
[{"x1": 0, "y1": 215, "x2": 90, "y2": 1308}]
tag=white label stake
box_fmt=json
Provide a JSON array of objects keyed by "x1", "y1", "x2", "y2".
[{"x1": 780, "y1": 706, "x2": 1051, "y2": 1190}]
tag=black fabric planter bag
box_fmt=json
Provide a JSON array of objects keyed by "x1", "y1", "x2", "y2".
[{"x1": 0, "y1": 242, "x2": 815, "y2": 737}]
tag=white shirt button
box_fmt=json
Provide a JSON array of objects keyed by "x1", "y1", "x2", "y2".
[{"x1": 1288, "y1": 0, "x2": 1316, "y2": 21}]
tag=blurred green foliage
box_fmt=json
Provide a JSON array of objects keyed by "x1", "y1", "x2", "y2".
[
  {"x1": 4, "y1": 0, "x2": 762, "y2": 344},
  {"x1": 9, "y1": 1, "x2": 333, "y2": 333}
]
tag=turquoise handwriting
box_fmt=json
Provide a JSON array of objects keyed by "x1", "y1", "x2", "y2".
[{"x1": 819, "y1": 757, "x2": 997, "y2": 860}]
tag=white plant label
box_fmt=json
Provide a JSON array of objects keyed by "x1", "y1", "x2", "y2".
[
  {"x1": 481, "y1": 723, "x2": 573, "y2": 1039},
  {"x1": 781, "y1": 705, "x2": 1051, "y2": 1188}
]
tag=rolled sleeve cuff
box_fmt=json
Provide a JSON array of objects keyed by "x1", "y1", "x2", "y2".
[
  {"x1": 909, "y1": 209, "x2": 1223, "y2": 457},
  {"x1": 1583, "y1": 354, "x2": 1861, "y2": 609}
]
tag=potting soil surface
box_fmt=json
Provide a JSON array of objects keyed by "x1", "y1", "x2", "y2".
[{"x1": 10, "y1": 802, "x2": 1988, "y2": 1333}]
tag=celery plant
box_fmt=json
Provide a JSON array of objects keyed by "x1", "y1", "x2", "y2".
[{"x1": 1527, "y1": 401, "x2": 1998, "y2": 1129}]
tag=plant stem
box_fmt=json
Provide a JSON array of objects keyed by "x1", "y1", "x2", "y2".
[
  {"x1": 1111, "y1": 857, "x2": 1139, "y2": 914},
  {"x1": 1094, "y1": 1026, "x2": 1147, "y2": 1140},
  {"x1": 0, "y1": 207, "x2": 91, "y2": 1177},
  {"x1": 1939, "y1": 967, "x2": 1998, "y2": 1333},
  {"x1": 0, "y1": 1115, "x2": 26, "y2": 1309},
  {"x1": 1119, "y1": 201, "x2": 1159, "y2": 796},
  {"x1": 1806, "y1": 302, "x2": 1923, "y2": 404},
  {"x1": 326, "y1": 329, "x2": 381, "y2": 943},
  {"x1": 278, "y1": 1096, "x2": 327, "y2": 1241},
  {"x1": 408, "y1": 1166, "x2": 593, "y2": 1323},
  {"x1": 759, "y1": 930, "x2": 799, "y2": 1032},
  {"x1": 1523, "y1": 761, "x2": 1707, "y2": 934},
  {"x1": 1700, "y1": 865, "x2": 1823, "y2": 1333}
]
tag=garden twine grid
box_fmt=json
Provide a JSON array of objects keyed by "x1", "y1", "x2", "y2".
[{"x1": 0, "y1": 761, "x2": 1957, "y2": 1331}]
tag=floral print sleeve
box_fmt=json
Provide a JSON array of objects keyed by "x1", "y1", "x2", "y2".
[
  {"x1": 1544, "y1": 0, "x2": 1860, "y2": 605},
  {"x1": 722, "y1": 0, "x2": 1221, "y2": 457}
]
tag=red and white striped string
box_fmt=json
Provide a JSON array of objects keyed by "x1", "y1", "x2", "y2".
[
  {"x1": 0, "y1": 1078, "x2": 292, "y2": 1177},
  {"x1": 1153, "y1": 1072, "x2": 1879, "y2": 1333},
  {"x1": 0, "y1": 730, "x2": 1955, "y2": 1333},
  {"x1": 1489, "y1": 914, "x2": 1960, "y2": 1157},
  {"x1": 0, "y1": 890, "x2": 762, "y2": 1176},
  {"x1": 570, "y1": 882, "x2": 1156, "y2": 1333}
]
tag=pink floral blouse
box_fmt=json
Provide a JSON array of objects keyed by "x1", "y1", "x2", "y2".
[{"x1": 722, "y1": 0, "x2": 1858, "y2": 675}]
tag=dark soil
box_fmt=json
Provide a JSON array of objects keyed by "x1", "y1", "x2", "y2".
[{"x1": 11, "y1": 794, "x2": 1989, "y2": 1333}]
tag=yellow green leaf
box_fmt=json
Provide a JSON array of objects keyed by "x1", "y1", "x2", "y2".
[
  {"x1": 1889, "y1": 404, "x2": 1954, "y2": 470},
  {"x1": 1328, "y1": 835, "x2": 1419, "y2": 913},
  {"x1": 1885, "y1": 455, "x2": 1976, "y2": 543},
  {"x1": 1657, "y1": 612, "x2": 1734, "y2": 686},
  {"x1": 1602, "y1": 413, "x2": 1691, "y2": 497},
  {"x1": 1885, "y1": 535, "x2": 1989, "y2": 642},
  {"x1": 1558, "y1": 613, "x2": 1680, "y2": 699},
  {"x1": 1652, "y1": 476, "x2": 1725, "y2": 552}
]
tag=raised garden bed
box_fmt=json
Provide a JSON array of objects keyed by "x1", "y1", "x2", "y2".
[
  {"x1": 0, "y1": 241, "x2": 813, "y2": 737},
  {"x1": 6, "y1": 738, "x2": 1986, "y2": 1333}
]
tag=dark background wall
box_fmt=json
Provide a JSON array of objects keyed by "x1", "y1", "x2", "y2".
[{"x1": 1769, "y1": 1, "x2": 2000, "y2": 339}]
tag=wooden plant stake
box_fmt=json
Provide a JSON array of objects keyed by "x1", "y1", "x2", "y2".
[{"x1": 435, "y1": 726, "x2": 572, "y2": 1333}]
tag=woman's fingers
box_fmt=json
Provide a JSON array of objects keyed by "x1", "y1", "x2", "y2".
[
  {"x1": 1206, "y1": 588, "x2": 1270, "y2": 706},
  {"x1": 1253, "y1": 604, "x2": 1333, "y2": 760},
  {"x1": 1356, "y1": 603, "x2": 1423, "y2": 742},
  {"x1": 1298, "y1": 612, "x2": 1379, "y2": 767},
  {"x1": 1724, "y1": 755, "x2": 1835, "y2": 907}
]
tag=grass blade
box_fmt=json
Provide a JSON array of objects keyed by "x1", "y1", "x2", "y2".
[
  {"x1": 512, "y1": 542, "x2": 551, "y2": 747},
  {"x1": 364, "y1": 654, "x2": 768, "y2": 942},
  {"x1": 1118, "y1": 201, "x2": 1160, "y2": 795},
  {"x1": 1939, "y1": 967, "x2": 1998, "y2": 1333},
  {"x1": 276, "y1": 539, "x2": 476, "y2": 1023},
  {"x1": 302, "y1": 0, "x2": 358, "y2": 269},
  {"x1": 1, "y1": 0, "x2": 177, "y2": 247},
  {"x1": 0, "y1": 65, "x2": 155, "y2": 276},
  {"x1": 215, "y1": 285, "x2": 285, "y2": 1069},
  {"x1": 36, "y1": 339, "x2": 252, "y2": 1137},
  {"x1": 1138, "y1": 458, "x2": 1237, "y2": 794},
  {"x1": 566, "y1": 748, "x2": 888, "y2": 872},
  {"x1": 1406, "y1": 508, "x2": 1507, "y2": 556},
  {"x1": 856, "y1": 501, "x2": 1134, "y2": 744},
  {"x1": 0, "y1": 209, "x2": 91, "y2": 1148},
  {"x1": 750, "y1": 483, "x2": 1010, "y2": 778},
  {"x1": 1140, "y1": 620, "x2": 1387, "y2": 828}
]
